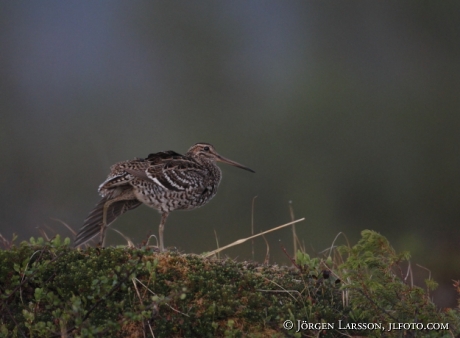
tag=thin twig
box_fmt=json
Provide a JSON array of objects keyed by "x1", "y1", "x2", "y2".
[
  {"x1": 132, "y1": 278, "x2": 149, "y2": 338},
  {"x1": 280, "y1": 242, "x2": 303, "y2": 271},
  {"x1": 132, "y1": 278, "x2": 190, "y2": 317}
]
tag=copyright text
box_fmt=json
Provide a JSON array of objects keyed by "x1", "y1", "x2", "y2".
[{"x1": 282, "y1": 320, "x2": 449, "y2": 332}]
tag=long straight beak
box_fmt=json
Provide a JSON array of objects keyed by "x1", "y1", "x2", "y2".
[{"x1": 216, "y1": 155, "x2": 255, "y2": 173}]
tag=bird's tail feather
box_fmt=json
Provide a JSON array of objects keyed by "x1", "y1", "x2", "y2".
[{"x1": 74, "y1": 197, "x2": 141, "y2": 247}]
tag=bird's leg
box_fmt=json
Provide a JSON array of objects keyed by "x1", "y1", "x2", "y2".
[
  {"x1": 100, "y1": 196, "x2": 128, "y2": 246},
  {"x1": 159, "y1": 212, "x2": 169, "y2": 252},
  {"x1": 100, "y1": 199, "x2": 114, "y2": 247},
  {"x1": 97, "y1": 190, "x2": 138, "y2": 247}
]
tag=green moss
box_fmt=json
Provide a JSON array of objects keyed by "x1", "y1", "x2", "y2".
[{"x1": 0, "y1": 232, "x2": 459, "y2": 337}]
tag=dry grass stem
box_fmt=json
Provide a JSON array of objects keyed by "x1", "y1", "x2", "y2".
[
  {"x1": 251, "y1": 196, "x2": 257, "y2": 261},
  {"x1": 261, "y1": 234, "x2": 269, "y2": 264},
  {"x1": 288, "y1": 201, "x2": 298, "y2": 261},
  {"x1": 256, "y1": 275, "x2": 301, "y2": 302},
  {"x1": 111, "y1": 229, "x2": 135, "y2": 248},
  {"x1": 50, "y1": 218, "x2": 77, "y2": 236},
  {"x1": 203, "y1": 218, "x2": 305, "y2": 258},
  {"x1": 213, "y1": 229, "x2": 220, "y2": 260},
  {"x1": 145, "y1": 234, "x2": 159, "y2": 248}
]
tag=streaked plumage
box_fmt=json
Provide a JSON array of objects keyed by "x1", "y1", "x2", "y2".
[{"x1": 74, "y1": 143, "x2": 254, "y2": 251}]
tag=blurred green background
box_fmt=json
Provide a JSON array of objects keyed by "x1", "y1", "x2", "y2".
[{"x1": 1, "y1": 1, "x2": 459, "y2": 307}]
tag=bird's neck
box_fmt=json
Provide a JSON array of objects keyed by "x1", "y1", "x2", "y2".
[
  {"x1": 190, "y1": 155, "x2": 214, "y2": 167},
  {"x1": 190, "y1": 156, "x2": 222, "y2": 180}
]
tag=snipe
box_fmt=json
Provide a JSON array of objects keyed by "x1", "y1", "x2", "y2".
[{"x1": 74, "y1": 143, "x2": 254, "y2": 251}]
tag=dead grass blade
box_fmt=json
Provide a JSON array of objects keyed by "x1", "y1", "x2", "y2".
[
  {"x1": 288, "y1": 201, "x2": 298, "y2": 260},
  {"x1": 36, "y1": 227, "x2": 50, "y2": 241},
  {"x1": 261, "y1": 234, "x2": 269, "y2": 265},
  {"x1": 213, "y1": 229, "x2": 220, "y2": 260},
  {"x1": 111, "y1": 229, "x2": 135, "y2": 248},
  {"x1": 50, "y1": 218, "x2": 76, "y2": 236},
  {"x1": 251, "y1": 196, "x2": 257, "y2": 261},
  {"x1": 203, "y1": 218, "x2": 305, "y2": 258},
  {"x1": 0, "y1": 233, "x2": 13, "y2": 249},
  {"x1": 146, "y1": 234, "x2": 159, "y2": 248}
]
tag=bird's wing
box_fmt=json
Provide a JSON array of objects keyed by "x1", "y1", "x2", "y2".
[
  {"x1": 146, "y1": 157, "x2": 209, "y2": 192},
  {"x1": 146, "y1": 150, "x2": 183, "y2": 164},
  {"x1": 98, "y1": 159, "x2": 149, "y2": 195},
  {"x1": 123, "y1": 168, "x2": 150, "y2": 180}
]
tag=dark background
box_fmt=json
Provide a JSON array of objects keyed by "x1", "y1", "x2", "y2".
[{"x1": 1, "y1": 1, "x2": 459, "y2": 307}]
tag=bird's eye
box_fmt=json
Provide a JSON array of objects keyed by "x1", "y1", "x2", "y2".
[{"x1": 203, "y1": 146, "x2": 210, "y2": 151}]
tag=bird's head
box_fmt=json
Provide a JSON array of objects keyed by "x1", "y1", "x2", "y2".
[{"x1": 187, "y1": 143, "x2": 255, "y2": 173}]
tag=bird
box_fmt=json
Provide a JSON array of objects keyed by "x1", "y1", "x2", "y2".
[{"x1": 74, "y1": 143, "x2": 254, "y2": 251}]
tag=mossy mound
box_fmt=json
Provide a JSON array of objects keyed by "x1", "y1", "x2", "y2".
[
  {"x1": 0, "y1": 237, "x2": 342, "y2": 337},
  {"x1": 0, "y1": 231, "x2": 459, "y2": 337}
]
